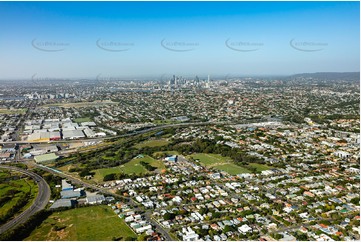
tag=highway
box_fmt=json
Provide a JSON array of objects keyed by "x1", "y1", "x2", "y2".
[
  {"x1": 0, "y1": 119, "x2": 265, "y2": 238},
  {"x1": 0, "y1": 165, "x2": 51, "y2": 235},
  {"x1": 0, "y1": 119, "x2": 266, "y2": 145}
]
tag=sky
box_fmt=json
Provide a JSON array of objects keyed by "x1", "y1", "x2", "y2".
[{"x1": 0, "y1": 1, "x2": 359, "y2": 79}]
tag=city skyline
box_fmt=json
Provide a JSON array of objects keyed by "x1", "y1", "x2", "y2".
[{"x1": 0, "y1": 1, "x2": 359, "y2": 79}]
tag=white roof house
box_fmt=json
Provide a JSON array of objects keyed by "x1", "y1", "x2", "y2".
[{"x1": 238, "y1": 224, "x2": 252, "y2": 234}]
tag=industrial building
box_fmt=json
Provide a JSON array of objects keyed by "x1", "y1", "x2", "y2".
[
  {"x1": 50, "y1": 199, "x2": 73, "y2": 209},
  {"x1": 30, "y1": 144, "x2": 58, "y2": 156},
  {"x1": 24, "y1": 118, "x2": 102, "y2": 141},
  {"x1": 62, "y1": 179, "x2": 73, "y2": 191},
  {"x1": 86, "y1": 194, "x2": 105, "y2": 204},
  {"x1": 34, "y1": 153, "x2": 59, "y2": 163},
  {"x1": 27, "y1": 131, "x2": 60, "y2": 142},
  {"x1": 61, "y1": 190, "x2": 82, "y2": 199},
  {"x1": 62, "y1": 129, "x2": 85, "y2": 139},
  {"x1": 83, "y1": 127, "x2": 96, "y2": 138}
]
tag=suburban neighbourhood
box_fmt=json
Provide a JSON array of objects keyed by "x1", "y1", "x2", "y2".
[{"x1": 0, "y1": 72, "x2": 359, "y2": 241}]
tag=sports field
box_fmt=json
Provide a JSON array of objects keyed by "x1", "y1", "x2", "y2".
[
  {"x1": 93, "y1": 155, "x2": 165, "y2": 181},
  {"x1": 190, "y1": 153, "x2": 232, "y2": 166},
  {"x1": 213, "y1": 164, "x2": 251, "y2": 175},
  {"x1": 189, "y1": 153, "x2": 253, "y2": 175},
  {"x1": 25, "y1": 206, "x2": 136, "y2": 241}
]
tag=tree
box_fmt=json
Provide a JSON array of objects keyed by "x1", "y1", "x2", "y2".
[
  {"x1": 212, "y1": 212, "x2": 221, "y2": 218},
  {"x1": 350, "y1": 197, "x2": 360, "y2": 206},
  {"x1": 163, "y1": 212, "x2": 176, "y2": 220},
  {"x1": 199, "y1": 207, "x2": 208, "y2": 215},
  {"x1": 223, "y1": 225, "x2": 235, "y2": 233},
  {"x1": 295, "y1": 232, "x2": 308, "y2": 241},
  {"x1": 273, "y1": 233, "x2": 283, "y2": 240},
  {"x1": 79, "y1": 168, "x2": 91, "y2": 177},
  {"x1": 103, "y1": 173, "x2": 116, "y2": 181}
]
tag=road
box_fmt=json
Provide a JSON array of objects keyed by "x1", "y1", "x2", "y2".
[
  {"x1": 34, "y1": 164, "x2": 119, "y2": 198},
  {"x1": 0, "y1": 165, "x2": 51, "y2": 235},
  {"x1": 0, "y1": 119, "x2": 264, "y2": 238},
  {"x1": 144, "y1": 211, "x2": 173, "y2": 241},
  {"x1": 33, "y1": 164, "x2": 173, "y2": 240},
  {"x1": 0, "y1": 119, "x2": 267, "y2": 145}
]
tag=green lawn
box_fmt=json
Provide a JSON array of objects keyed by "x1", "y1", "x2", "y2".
[
  {"x1": 213, "y1": 164, "x2": 251, "y2": 175},
  {"x1": 120, "y1": 155, "x2": 166, "y2": 174},
  {"x1": 134, "y1": 139, "x2": 170, "y2": 148},
  {"x1": 93, "y1": 167, "x2": 125, "y2": 182},
  {"x1": 74, "y1": 117, "x2": 92, "y2": 123},
  {"x1": 189, "y1": 153, "x2": 253, "y2": 175},
  {"x1": 0, "y1": 170, "x2": 38, "y2": 224},
  {"x1": 93, "y1": 155, "x2": 166, "y2": 181},
  {"x1": 25, "y1": 205, "x2": 137, "y2": 241},
  {"x1": 190, "y1": 153, "x2": 232, "y2": 166}
]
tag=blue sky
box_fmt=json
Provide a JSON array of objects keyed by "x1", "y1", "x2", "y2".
[{"x1": 0, "y1": 1, "x2": 359, "y2": 79}]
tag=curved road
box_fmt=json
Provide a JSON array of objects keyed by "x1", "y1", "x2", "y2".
[
  {"x1": 0, "y1": 119, "x2": 266, "y2": 237},
  {"x1": 34, "y1": 164, "x2": 173, "y2": 241},
  {"x1": 0, "y1": 165, "x2": 51, "y2": 234}
]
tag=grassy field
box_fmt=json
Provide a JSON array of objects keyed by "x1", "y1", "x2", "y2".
[
  {"x1": 93, "y1": 155, "x2": 166, "y2": 182},
  {"x1": 0, "y1": 170, "x2": 38, "y2": 224},
  {"x1": 25, "y1": 206, "x2": 136, "y2": 241},
  {"x1": 74, "y1": 117, "x2": 92, "y2": 123},
  {"x1": 0, "y1": 108, "x2": 27, "y2": 114},
  {"x1": 213, "y1": 164, "x2": 251, "y2": 175},
  {"x1": 93, "y1": 167, "x2": 125, "y2": 182},
  {"x1": 189, "y1": 153, "x2": 254, "y2": 175},
  {"x1": 56, "y1": 164, "x2": 84, "y2": 174},
  {"x1": 134, "y1": 139, "x2": 170, "y2": 148},
  {"x1": 190, "y1": 153, "x2": 232, "y2": 166},
  {"x1": 42, "y1": 100, "x2": 117, "y2": 108}
]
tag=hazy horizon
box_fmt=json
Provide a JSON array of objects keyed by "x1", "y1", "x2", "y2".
[
  {"x1": 0, "y1": 1, "x2": 359, "y2": 79},
  {"x1": 0, "y1": 72, "x2": 359, "y2": 82}
]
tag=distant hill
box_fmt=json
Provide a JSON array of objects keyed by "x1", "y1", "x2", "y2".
[{"x1": 289, "y1": 72, "x2": 360, "y2": 81}]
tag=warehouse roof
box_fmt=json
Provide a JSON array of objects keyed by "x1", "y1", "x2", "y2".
[
  {"x1": 34, "y1": 153, "x2": 59, "y2": 163},
  {"x1": 50, "y1": 199, "x2": 73, "y2": 209},
  {"x1": 62, "y1": 179, "x2": 73, "y2": 191},
  {"x1": 61, "y1": 190, "x2": 81, "y2": 198},
  {"x1": 62, "y1": 130, "x2": 85, "y2": 139}
]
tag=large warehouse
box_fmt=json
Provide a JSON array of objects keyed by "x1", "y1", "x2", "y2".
[
  {"x1": 34, "y1": 153, "x2": 59, "y2": 163},
  {"x1": 62, "y1": 130, "x2": 85, "y2": 139}
]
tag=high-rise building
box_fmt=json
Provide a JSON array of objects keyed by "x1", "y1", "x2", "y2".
[{"x1": 195, "y1": 75, "x2": 199, "y2": 83}]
